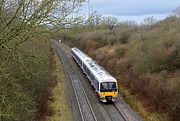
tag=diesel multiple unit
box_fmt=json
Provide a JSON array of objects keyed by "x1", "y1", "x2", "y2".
[{"x1": 71, "y1": 47, "x2": 118, "y2": 102}]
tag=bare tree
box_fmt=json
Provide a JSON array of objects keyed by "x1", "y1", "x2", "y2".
[
  {"x1": 143, "y1": 16, "x2": 157, "y2": 27},
  {"x1": 102, "y1": 16, "x2": 119, "y2": 30},
  {"x1": 86, "y1": 10, "x2": 103, "y2": 27},
  {"x1": 0, "y1": 1, "x2": 85, "y2": 120},
  {"x1": 0, "y1": 0, "x2": 84, "y2": 50}
]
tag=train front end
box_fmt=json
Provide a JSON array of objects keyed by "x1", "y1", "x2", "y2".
[{"x1": 99, "y1": 81, "x2": 118, "y2": 102}]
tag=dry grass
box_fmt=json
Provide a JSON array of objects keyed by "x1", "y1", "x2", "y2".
[
  {"x1": 118, "y1": 83, "x2": 170, "y2": 121},
  {"x1": 45, "y1": 53, "x2": 71, "y2": 121}
]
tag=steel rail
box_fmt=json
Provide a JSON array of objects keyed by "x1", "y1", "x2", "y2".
[
  {"x1": 60, "y1": 44, "x2": 98, "y2": 121},
  {"x1": 114, "y1": 103, "x2": 129, "y2": 121},
  {"x1": 61, "y1": 43, "x2": 130, "y2": 121},
  {"x1": 56, "y1": 43, "x2": 98, "y2": 121},
  {"x1": 69, "y1": 56, "x2": 98, "y2": 121},
  {"x1": 54, "y1": 43, "x2": 85, "y2": 121}
]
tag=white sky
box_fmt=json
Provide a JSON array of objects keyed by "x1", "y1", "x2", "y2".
[{"x1": 81, "y1": 0, "x2": 180, "y2": 23}]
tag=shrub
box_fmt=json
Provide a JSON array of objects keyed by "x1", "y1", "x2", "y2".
[
  {"x1": 165, "y1": 44, "x2": 180, "y2": 70},
  {"x1": 0, "y1": 39, "x2": 53, "y2": 121},
  {"x1": 64, "y1": 16, "x2": 180, "y2": 120},
  {"x1": 115, "y1": 47, "x2": 126, "y2": 57},
  {"x1": 118, "y1": 31, "x2": 130, "y2": 44}
]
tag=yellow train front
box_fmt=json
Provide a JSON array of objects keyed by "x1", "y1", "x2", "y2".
[{"x1": 98, "y1": 81, "x2": 118, "y2": 102}]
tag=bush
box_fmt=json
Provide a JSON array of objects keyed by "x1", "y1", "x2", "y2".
[
  {"x1": 118, "y1": 31, "x2": 130, "y2": 44},
  {"x1": 63, "y1": 16, "x2": 180, "y2": 120},
  {"x1": 0, "y1": 39, "x2": 53, "y2": 121},
  {"x1": 165, "y1": 44, "x2": 180, "y2": 70},
  {"x1": 115, "y1": 47, "x2": 126, "y2": 57}
]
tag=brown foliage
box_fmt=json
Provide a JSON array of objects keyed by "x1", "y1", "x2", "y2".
[{"x1": 63, "y1": 16, "x2": 180, "y2": 120}]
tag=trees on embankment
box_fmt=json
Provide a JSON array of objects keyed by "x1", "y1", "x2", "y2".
[
  {"x1": 0, "y1": 0, "x2": 84, "y2": 120},
  {"x1": 60, "y1": 15, "x2": 180, "y2": 121}
]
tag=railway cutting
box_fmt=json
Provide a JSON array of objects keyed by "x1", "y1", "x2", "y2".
[{"x1": 53, "y1": 41, "x2": 143, "y2": 121}]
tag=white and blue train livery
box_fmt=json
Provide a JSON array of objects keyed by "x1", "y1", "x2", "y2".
[{"x1": 71, "y1": 47, "x2": 118, "y2": 102}]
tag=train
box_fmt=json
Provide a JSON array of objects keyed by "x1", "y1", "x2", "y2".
[{"x1": 71, "y1": 47, "x2": 118, "y2": 102}]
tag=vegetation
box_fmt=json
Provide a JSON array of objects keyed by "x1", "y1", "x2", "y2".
[
  {"x1": 119, "y1": 84, "x2": 170, "y2": 121},
  {"x1": 45, "y1": 53, "x2": 71, "y2": 121},
  {"x1": 0, "y1": 38, "x2": 53, "y2": 120},
  {"x1": 1, "y1": 0, "x2": 179, "y2": 120},
  {"x1": 0, "y1": 0, "x2": 83, "y2": 120},
  {"x1": 60, "y1": 14, "x2": 180, "y2": 121}
]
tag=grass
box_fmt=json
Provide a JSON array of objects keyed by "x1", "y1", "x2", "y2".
[
  {"x1": 118, "y1": 83, "x2": 170, "y2": 121},
  {"x1": 45, "y1": 52, "x2": 71, "y2": 121}
]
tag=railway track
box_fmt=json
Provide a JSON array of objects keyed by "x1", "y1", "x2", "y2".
[
  {"x1": 58, "y1": 43, "x2": 128, "y2": 121},
  {"x1": 54, "y1": 42, "x2": 97, "y2": 121},
  {"x1": 54, "y1": 41, "x2": 142, "y2": 121}
]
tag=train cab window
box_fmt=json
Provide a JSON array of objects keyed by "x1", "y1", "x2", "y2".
[
  {"x1": 100, "y1": 82, "x2": 108, "y2": 92},
  {"x1": 109, "y1": 82, "x2": 117, "y2": 92},
  {"x1": 100, "y1": 82, "x2": 117, "y2": 92}
]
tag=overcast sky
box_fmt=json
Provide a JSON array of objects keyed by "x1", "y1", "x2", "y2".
[{"x1": 81, "y1": 0, "x2": 180, "y2": 23}]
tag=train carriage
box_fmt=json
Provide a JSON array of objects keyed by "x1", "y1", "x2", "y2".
[{"x1": 71, "y1": 47, "x2": 118, "y2": 102}]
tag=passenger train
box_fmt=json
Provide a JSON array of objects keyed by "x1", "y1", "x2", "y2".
[{"x1": 71, "y1": 47, "x2": 118, "y2": 102}]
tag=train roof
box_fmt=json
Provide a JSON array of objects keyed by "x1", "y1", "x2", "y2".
[
  {"x1": 71, "y1": 47, "x2": 117, "y2": 83},
  {"x1": 85, "y1": 59, "x2": 116, "y2": 82},
  {"x1": 71, "y1": 47, "x2": 91, "y2": 63}
]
